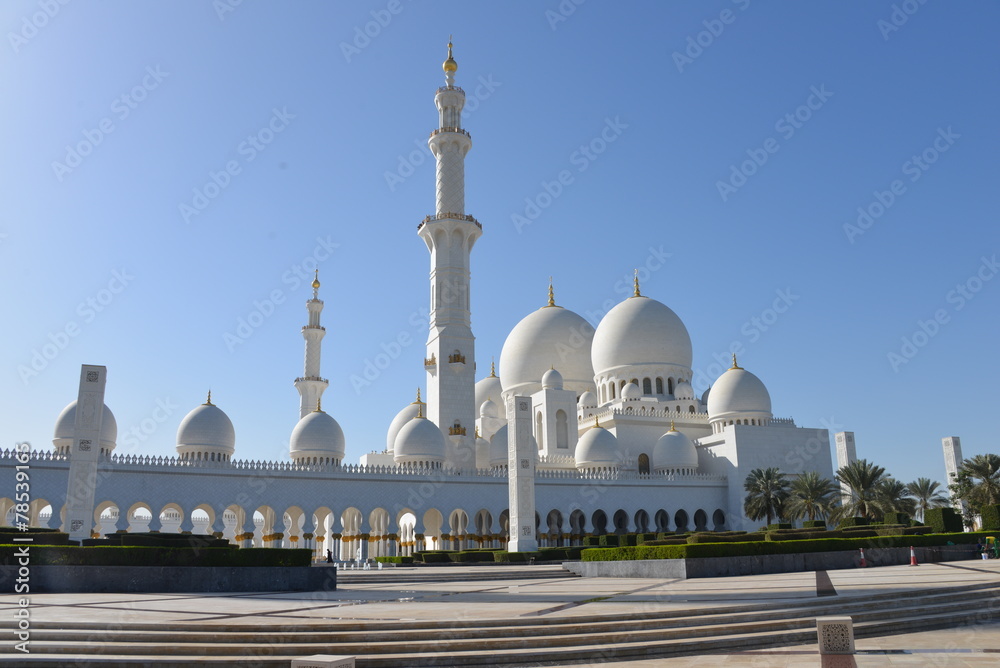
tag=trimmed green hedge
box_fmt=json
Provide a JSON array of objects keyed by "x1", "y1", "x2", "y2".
[
  {"x1": 580, "y1": 532, "x2": 986, "y2": 562},
  {"x1": 883, "y1": 513, "x2": 911, "y2": 526},
  {"x1": 0, "y1": 530, "x2": 71, "y2": 546},
  {"x1": 766, "y1": 523, "x2": 793, "y2": 531},
  {"x1": 802, "y1": 521, "x2": 827, "y2": 529},
  {"x1": 838, "y1": 517, "x2": 871, "y2": 528},
  {"x1": 981, "y1": 505, "x2": 1000, "y2": 531},
  {"x1": 493, "y1": 551, "x2": 541, "y2": 563},
  {"x1": 637, "y1": 533, "x2": 658, "y2": 544},
  {"x1": 598, "y1": 534, "x2": 619, "y2": 547},
  {"x1": 582, "y1": 536, "x2": 601, "y2": 547},
  {"x1": 926, "y1": 508, "x2": 964, "y2": 534},
  {"x1": 0, "y1": 545, "x2": 309, "y2": 567},
  {"x1": 688, "y1": 532, "x2": 764, "y2": 543},
  {"x1": 375, "y1": 556, "x2": 414, "y2": 564},
  {"x1": 447, "y1": 550, "x2": 496, "y2": 563}
]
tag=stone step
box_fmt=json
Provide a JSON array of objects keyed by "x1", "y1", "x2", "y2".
[{"x1": 16, "y1": 591, "x2": 991, "y2": 658}]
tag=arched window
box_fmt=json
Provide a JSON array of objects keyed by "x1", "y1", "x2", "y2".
[
  {"x1": 668, "y1": 378, "x2": 674, "y2": 395},
  {"x1": 610, "y1": 383, "x2": 616, "y2": 399},
  {"x1": 556, "y1": 410, "x2": 568, "y2": 449},
  {"x1": 655, "y1": 377, "x2": 664, "y2": 394},
  {"x1": 689, "y1": 405, "x2": 696, "y2": 413},
  {"x1": 642, "y1": 378, "x2": 652, "y2": 394},
  {"x1": 638, "y1": 453, "x2": 650, "y2": 475},
  {"x1": 535, "y1": 412, "x2": 544, "y2": 450}
]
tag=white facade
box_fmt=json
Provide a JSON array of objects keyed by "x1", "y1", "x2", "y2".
[{"x1": 1, "y1": 43, "x2": 846, "y2": 556}]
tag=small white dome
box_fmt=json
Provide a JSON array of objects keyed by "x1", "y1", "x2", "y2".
[
  {"x1": 575, "y1": 426, "x2": 619, "y2": 469},
  {"x1": 578, "y1": 391, "x2": 598, "y2": 409},
  {"x1": 701, "y1": 387, "x2": 711, "y2": 406},
  {"x1": 386, "y1": 400, "x2": 422, "y2": 453},
  {"x1": 621, "y1": 382, "x2": 642, "y2": 401},
  {"x1": 475, "y1": 373, "x2": 503, "y2": 410},
  {"x1": 592, "y1": 295, "x2": 692, "y2": 376},
  {"x1": 488, "y1": 424, "x2": 537, "y2": 467},
  {"x1": 499, "y1": 305, "x2": 596, "y2": 396},
  {"x1": 479, "y1": 397, "x2": 499, "y2": 419},
  {"x1": 53, "y1": 400, "x2": 118, "y2": 454},
  {"x1": 489, "y1": 424, "x2": 508, "y2": 467},
  {"x1": 653, "y1": 427, "x2": 698, "y2": 472},
  {"x1": 675, "y1": 380, "x2": 694, "y2": 401},
  {"x1": 176, "y1": 400, "x2": 236, "y2": 457},
  {"x1": 541, "y1": 367, "x2": 564, "y2": 390},
  {"x1": 290, "y1": 409, "x2": 345, "y2": 461},
  {"x1": 393, "y1": 417, "x2": 446, "y2": 465},
  {"x1": 708, "y1": 363, "x2": 772, "y2": 423}
]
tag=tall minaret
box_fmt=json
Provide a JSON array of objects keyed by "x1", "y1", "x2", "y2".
[
  {"x1": 419, "y1": 38, "x2": 482, "y2": 468},
  {"x1": 294, "y1": 271, "x2": 328, "y2": 419}
]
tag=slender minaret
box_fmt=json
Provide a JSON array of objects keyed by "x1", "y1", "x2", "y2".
[
  {"x1": 294, "y1": 271, "x2": 328, "y2": 419},
  {"x1": 419, "y1": 38, "x2": 481, "y2": 467},
  {"x1": 942, "y1": 436, "x2": 966, "y2": 512},
  {"x1": 834, "y1": 432, "x2": 857, "y2": 504}
]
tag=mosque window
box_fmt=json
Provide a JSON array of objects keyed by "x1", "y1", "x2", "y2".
[
  {"x1": 610, "y1": 384, "x2": 616, "y2": 400},
  {"x1": 642, "y1": 378, "x2": 652, "y2": 394},
  {"x1": 689, "y1": 405, "x2": 695, "y2": 413},
  {"x1": 556, "y1": 410, "x2": 568, "y2": 449},
  {"x1": 638, "y1": 453, "x2": 650, "y2": 475},
  {"x1": 535, "y1": 412, "x2": 544, "y2": 450},
  {"x1": 656, "y1": 378, "x2": 664, "y2": 394},
  {"x1": 668, "y1": 378, "x2": 674, "y2": 395}
]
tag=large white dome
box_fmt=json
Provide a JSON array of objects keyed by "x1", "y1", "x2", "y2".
[
  {"x1": 591, "y1": 295, "x2": 692, "y2": 376},
  {"x1": 499, "y1": 304, "x2": 595, "y2": 396},
  {"x1": 386, "y1": 401, "x2": 422, "y2": 453},
  {"x1": 707, "y1": 364, "x2": 772, "y2": 423},
  {"x1": 474, "y1": 369, "x2": 503, "y2": 409},
  {"x1": 290, "y1": 409, "x2": 345, "y2": 462},
  {"x1": 53, "y1": 400, "x2": 118, "y2": 454},
  {"x1": 653, "y1": 426, "x2": 698, "y2": 472},
  {"x1": 489, "y1": 424, "x2": 508, "y2": 468},
  {"x1": 393, "y1": 417, "x2": 446, "y2": 466},
  {"x1": 574, "y1": 426, "x2": 619, "y2": 469},
  {"x1": 176, "y1": 400, "x2": 235, "y2": 456}
]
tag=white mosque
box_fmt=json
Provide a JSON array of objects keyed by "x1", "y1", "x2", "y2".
[{"x1": 1, "y1": 43, "x2": 835, "y2": 559}]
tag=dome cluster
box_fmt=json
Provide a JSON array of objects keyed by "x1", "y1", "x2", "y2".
[{"x1": 53, "y1": 400, "x2": 118, "y2": 457}]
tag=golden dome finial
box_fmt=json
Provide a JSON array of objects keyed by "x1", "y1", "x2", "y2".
[
  {"x1": 416, "y1": 399, "x2": 425, "y2": 419},
  {"x1": 311, "y1": 269, "x2": 320, "y2": 291},
  {"x1": 413, "y1": 387, "x2": 424, "y2": 405},
  {"x1": 633, "y1": 269, "x2": 641, "y2": 298},
  {"x1": 490, "y1": 357, "x2": 497, "y2": 377},
  {"x1": 443, "y1": 36, "x2": 458, "y2": 74},
  {"x1": 314, "y1": 397, "x2": 323, "y2": 413},
  {"x1": 669, "y1": 420, "x2": 676, "y2": 432},
  {"x1": 204, "y1": 389, "x2": 213, "y2": 406},
  {"x1": 731, "y1": 353, "x2": 742, "y2": 370},
  {"x1": 547, "y1": 277, "x2": 555, "y2": 307},
  {"x1": 594, "y1": 415, "x2": 601, "y2": 428}
]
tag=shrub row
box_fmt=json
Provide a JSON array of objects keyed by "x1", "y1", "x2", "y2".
[
  {"x1": 375, "y1": 556, "x2": 414, "y2": 564},
  {"x1": 982, "y1": 505, "x2": 1000, "y2": 531},
  {"x1": 925, "y1": 508, "x2": 964, "y2": 533},
  {"x1": 0, "y1": 545, "x2": 310, "y2": 567},
  {"x1": 688, "y1": 532, "x2": 764, "y2": 543},
  {"x1": 0, "y1": 530, "x2": 72, "y2": 546},
  {"x1": 580, "y1": 532, "x2": 989, "y2": 562}
]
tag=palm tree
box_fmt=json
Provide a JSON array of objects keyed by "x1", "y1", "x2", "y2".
[
  {"x1": 874, "y1": 478, "x2": 917, "y2": 519},
  {"x1": 906, "y1": 478, "x2": 948, "y2": 523},
  {"x1": 950, "y1": 454, "x2": 1000, "y2": 512},
  {"x1": 785, "y1": 472, "x2": 839, "y2": 522},
  {"x1": 743, "y1": 467, "x2": 790, "y2": 526},
  {"x1": 835, "y1": 459, "x2": 887, "y2": 520}
]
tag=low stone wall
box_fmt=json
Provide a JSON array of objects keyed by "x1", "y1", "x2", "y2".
[
  {"x1": 565, "y1": 545, "x2": 978, "y2": 579},
  {"x1": 0, "y1": 565, "x2": 337, "y2": 593}
]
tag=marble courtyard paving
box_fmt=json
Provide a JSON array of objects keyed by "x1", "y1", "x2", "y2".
[{"x1": 2, "y1": 561, "x2": 1000, "y2": 665}]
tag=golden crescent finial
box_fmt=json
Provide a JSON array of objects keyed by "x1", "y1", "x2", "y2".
[
  {"x1": 731, "y1": 353, "x2": 742, "y2": 370},
  {"x1": 669, "y1": 420, "x2": 676, "y2": 432},
  {"x1": 547, "y1": 277, "x2": 555, "y2": 307},
  {"x1": 314, "y1": 397, "x2": 323, "y2": 413},
  {"x1": 594, "y1": 415, "x2": 601, "y2": 428},
  {"x1": 490, "y1": 357, "x2": 497, "y2": 377},
  {"x1": 633, "y1": 269, "x2": 641, "y2": 298},
  {"x1": 443, "y1": 36, "x2": 458, "y2": 73},
  {"x1": 312, "y1": 269, "x2": 320, "y2": 291},
  {"x1": 204, "y1": 389, "x2": 213, "y2": 406},
  {"x1": 413, "y1": 387, "x2": 424, "y2": 404}
]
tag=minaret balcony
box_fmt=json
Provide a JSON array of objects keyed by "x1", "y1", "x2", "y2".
[
  {"x1": 424, "y1": 354, "x2": 437, "y2": 367},
  {"x1": 417, "y1": 213, "x2": 481, "y2": 232},
  {"x1": 437, "y1": 85, "x2": 465, "y2": 94},
  {"x1": 430, "y1": 127, "x2": 471, "y2": 139},
  {"x1": 294, "y1": 376, "x2": 328, "y2": 384},
  {"x1": 301, "y1": 325, "x2": 326, "y2": 332},
  {"x1": 447, "y1": 353, "x2": 466, "y2": 364},
  {"x1": 448, "y1": 424, "x2": 467, "y2": 436}
]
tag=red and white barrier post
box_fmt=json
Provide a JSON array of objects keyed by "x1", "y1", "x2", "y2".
[
  {"x1": 910, "y1": 545, "x2": 918, "y2": 566},
  {"x1": 859, "y1": 547, "x2": 867, "y2": 568}
]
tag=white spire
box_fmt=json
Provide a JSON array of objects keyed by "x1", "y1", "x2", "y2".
[{"x1": 294, "y1": 271, "x2": 329, "y2": 420}]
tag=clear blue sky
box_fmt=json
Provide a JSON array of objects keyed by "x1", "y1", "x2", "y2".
[{"x1": 3, "y1": 1, "x2": 997, "y2": 486}]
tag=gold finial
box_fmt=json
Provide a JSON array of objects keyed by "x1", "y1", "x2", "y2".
[
  {"x1": 311, "y1": 269, "x2": 320, "y2": 291},
  {"x1": 669, "y1": 421, "x2": 676, "y2": 432},
  {"x1": 314, "y1": 397, "x2": 324, "y2": 413},
  {"x1": 443, "y1": 36, "x2": 458, "y2": 73},
  {"x1": 633, "y1": 269, "x2": 641, "y2": 298},
  {"x1": 204, "y1": 390, "x2": 213, "y2": 406},
  {"x1": 547, "y1": 277, "x2": 555, "y2": 307},
  {"x1": 416, "y1": 400, "x2": 425, "y2": 419},
  {"x1": 490, "y1": 358, "x2": 497, "y2": 377},
  {"x1": 412, "y1": 387, "x2": 424, "y2": 405},
  {"x1": 730, "y1": 353, "x2": 742, "y2": 370},
  {"x1": 474, "y1": 426, "x2": 480, "y2": 438},
  {"x1": 594, "y1": 415, "x2": 601, "y2": 428}
]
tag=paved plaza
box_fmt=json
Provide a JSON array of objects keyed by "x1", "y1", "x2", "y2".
[{"x1": 2, "y1": 561, "x2": 1000, "y2": 665}]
